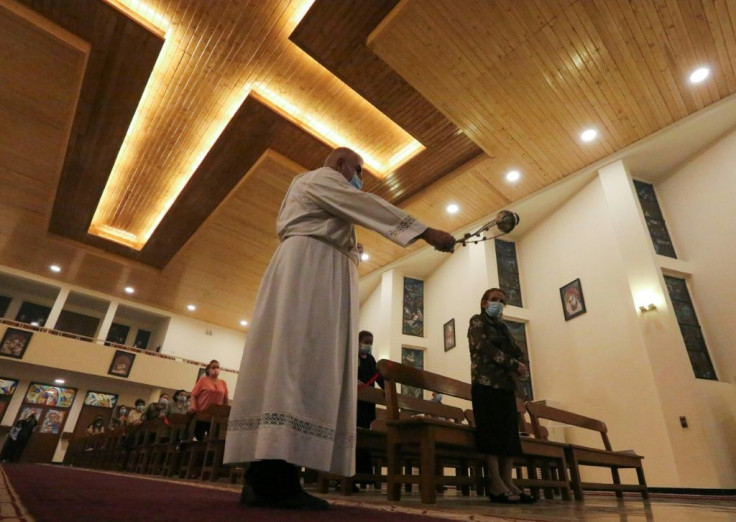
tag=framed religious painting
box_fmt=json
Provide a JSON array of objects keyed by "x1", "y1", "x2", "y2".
[
  {"x1": 0, "y1": 328, "x2": 33, "y2": 359},
  {"x1": 107, "y1": 350, "x2": 135, "y2": 378},
  {"x1": 560, "y1": 278, "x2": 586, "y2": 321},
  {"x1": 443, "y1": 319, "x2": 456, "y2": 351},
  {"x1": 83, "y1": 390, "x2": 118, "y2": 408},
  {"x1": 402, "y1": 277, "x2": 424, "y2": 337}
]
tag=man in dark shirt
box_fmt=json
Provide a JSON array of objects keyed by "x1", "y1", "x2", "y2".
[
  {"x1": 355, "y1": 330, "x2": 384, "y2": 489},
  {"x1": 357, "y1": 330, "x2": 384, "y2": 428}
]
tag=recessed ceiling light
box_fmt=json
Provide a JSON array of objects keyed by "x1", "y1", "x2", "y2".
[
  {"x1": 49, "y1": 265, "x2": 61, "y2": 273},
  {"x1": 240, "y1": 320, "x2": 248, "y2": 326},
  {"x1": 446, "y1": 203, "x2": 459, "y2": 214},
  {"x1": 361, "y1": 252, "x2": 370, "y2": 261},
  {"x1": 689, "y1": 66, "x2": 710, "y2": 84},
  {"x1": 506, "y1": 170, "x2": 521, "y2": 182},
  {"x1": 54, "y1": 379, "x2": 65, "y2": 384},
  {"x1": 580, "y1": 128, "x2": 598, "y2": 142},
  {"x1": 187, "y1": 304, "x2": 196, "y2": 311},
  {"x1": 124, "y1": 286, "x2": 135, "y2": 294}
]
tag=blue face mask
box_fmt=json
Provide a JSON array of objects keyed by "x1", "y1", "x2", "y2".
[
  {"x1": 349, "y1": 174, "x2": 363, "y2": 190},
  {"x1": 359, "y1": 344, "x2": 371, "y2": 355},
  {"x1": 485, "y1": 302, "x2": 504, "y2": 318}
]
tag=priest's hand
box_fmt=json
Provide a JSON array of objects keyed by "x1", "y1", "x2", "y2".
[{"x1": 421, "y1": 228, "x2": 456, "y2": 253}]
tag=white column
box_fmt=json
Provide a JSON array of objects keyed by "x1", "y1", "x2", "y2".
[
  {"x1": 598, "y1": 159, "x2": 720, "y2": 486},
  {"x1": 377, "y1": 269, "x2": 400, "y2": 362},
  {"x1": 45, "y1": 287, "x2": 70, "y2": 329},
  {"x1": 97, "y1": 301, "x2": 119, "y2": 344}
]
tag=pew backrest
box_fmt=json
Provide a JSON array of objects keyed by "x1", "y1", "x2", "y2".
[
  {"x1": 377, "y1": 359, "x2": 468, "y2": 423},
  {"x1": 526, "y1": 401, "x2": 612, "y2": 451}
]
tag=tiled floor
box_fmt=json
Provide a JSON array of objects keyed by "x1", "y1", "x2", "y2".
[
  {"x1": 4, "y1": 464, "x2": 735, "y2": 521},
  {"x1": 318, "y1": 486, "x2": 736, "y2": 521}
]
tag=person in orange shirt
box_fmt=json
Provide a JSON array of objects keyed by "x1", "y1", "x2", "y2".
[{"x1": 190, "y1": 359, "x2": 229, "y2": 440}]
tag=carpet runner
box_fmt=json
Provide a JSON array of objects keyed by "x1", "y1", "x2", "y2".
[{"x1": 0, "y1": 464, "x2": 524, "y2": 522}]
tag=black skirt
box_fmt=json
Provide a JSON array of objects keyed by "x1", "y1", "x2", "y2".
[{"x1": 471, "y1": 384, "x2": 522, "y2": 457}]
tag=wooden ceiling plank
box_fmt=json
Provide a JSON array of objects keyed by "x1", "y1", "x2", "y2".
[
  {"x1": 636, "y1": 0, "x2": 694, "y2": 118},
  {"x1": 682, "y1": 0, "x2": 733, "y2": 98},
  {"x1": 606, "y1": 0, "x2": 676, "y2": 129},
  {"x1": 707, "y1": 0, "x2": 736, "y2": 92},
  {"x1": 543, "y1": 7, "x2": 628, "y2": 156},
  {"x1": 611, "y1": 0, "x2": 683, "y2": 128},
  {"x1": 581, "y1": 0, "x2": 663, "y2": 135},
  {"x1": 564, "y1": 3, "x2": 638, "y2": 149},
  {"x1": 641, "y1": 3, "x2": 708, "y2": 121},
  {"x1": 523, "y1": 25, "x2": 609, "y2": 172},
  {"x1": 382, "y1": 5, "x2": 558, "y2": 185},
  {"x1": 652, "y1": 0, "x2": 707, "y2": 111}
]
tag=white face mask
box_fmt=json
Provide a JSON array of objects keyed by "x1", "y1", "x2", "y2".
[
  {"x1": 485, "y1": 301, "x2": 504, "y2": 318},
  {"x1": 349, "y1": 174, "x2": 363, "y2": 190},
  {"x1": 359, "y1": 344, "x2": 371, "y2": 355}
]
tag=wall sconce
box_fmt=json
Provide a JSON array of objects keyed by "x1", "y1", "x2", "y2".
[{"x1": 639, "y1": 303, "x2": 657, "y2": 312}]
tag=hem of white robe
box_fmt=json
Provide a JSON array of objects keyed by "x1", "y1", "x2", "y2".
[{"x1": 224, "y1": 427, "x2": 356, "y2": 476}]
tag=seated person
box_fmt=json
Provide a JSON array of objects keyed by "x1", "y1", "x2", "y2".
[
  {"x1": 140, "y1": 393, "x2": 172, "y2": 443},
  {"x1": 109, "y1": 405, "x2": 129, "y2": 430},
  {"x1": 127, "y1": 399, "x2": 146, "y2": 426},
  {"x1": 141, "y1": 393, "x2": 171, "y2": 421},
  {"x1": 169, "y1": 390, "x2": 189, "y2": 415},
  {"x1": 87, "y1": 415, "x2": 106, "y2": 434}
]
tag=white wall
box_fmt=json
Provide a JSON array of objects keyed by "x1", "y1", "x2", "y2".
[
  {"x1": 358, "y1": 132, "x2": 736, "y2": 488},
  {"x1": 519, "y1": 176, "x2": 681, "y2": 485},
  {"x1": 161, "y1": 314, "x2": 246, "y2": 371},
  {"x1": 656, "y1": 127, "x2": 736, "y2": 382},
  {"x1": 423, "y1": 239, "x2": 492, "y2": 384}
]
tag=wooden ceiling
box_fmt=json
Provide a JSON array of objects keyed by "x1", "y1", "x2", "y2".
[{"x1": 1, "y1": 0, "x2": 735, "y2": 330}]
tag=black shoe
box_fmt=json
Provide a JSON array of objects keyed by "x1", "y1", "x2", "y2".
[
  {"x1": 488, "y1": 490, "x2": 520, "y2": 504},
  {"x1": 517, "y1": 492, "x2": 538, "y2": 504},
  {"x1": 241, "y1": 484, "x2": 329, "y2": 510}
]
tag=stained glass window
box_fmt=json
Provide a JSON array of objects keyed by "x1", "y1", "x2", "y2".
[
  {"x1": 664, "y1": 275, "x2": 716, "y2": 380},
  {"x1": 504, "y1": 319, "x2": 533, "y2": 400},
  {"x1": 495, "y1": 239, "x2": 522, "y2": 307},
  {"x1": 634, "y1": 180, "x2": 677, "y2": 258}
]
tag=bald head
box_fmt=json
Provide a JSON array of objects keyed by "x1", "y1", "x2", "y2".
[
  {"x1": 325, "y1": 147, "x2": 364, "y2": 184},
  {"x1": 325, "y1": 147, "x2": 361, "y2": 169}
]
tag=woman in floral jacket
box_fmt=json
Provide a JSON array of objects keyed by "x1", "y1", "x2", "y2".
[{"x1": 468, "y1": 288, "x2": 534, "y2": 504}]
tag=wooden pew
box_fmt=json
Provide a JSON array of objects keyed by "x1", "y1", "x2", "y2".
[
  {"x1": 200, "y1": 405, "x2": 231, "y2": 481},
  {"x1": 317, "y1": 385, "x2": 388, "y2": 495},
  {"x1": 179, "y1": 404, "x2": 230, "y2": 480},
  {"x1": 465, "y1": 404, "x2": 569, "y2": 500},
  {"x1": 377, "y1": 359, "x2": 571, "y2": 504},
  {"x1": 525, "y1": 401, "x2": 648, "y2": 500}
]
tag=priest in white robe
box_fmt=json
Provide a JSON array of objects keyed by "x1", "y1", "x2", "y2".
[{"x1": 224, "y1": 147, "x2": 455, "y2": 510}]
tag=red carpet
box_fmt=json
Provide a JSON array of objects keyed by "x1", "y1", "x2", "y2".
[{"x1": 1, "y1": 464, "x2": 463, "y2": 522}]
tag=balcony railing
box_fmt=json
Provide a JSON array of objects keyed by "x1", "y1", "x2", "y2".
[{"x1": 0, "y1": 317, "x2": 238, "y2": 374}]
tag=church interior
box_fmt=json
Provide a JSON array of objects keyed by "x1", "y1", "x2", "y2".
[{"x1": 1, "y1": 0, "x2": 736, "y2": 520}]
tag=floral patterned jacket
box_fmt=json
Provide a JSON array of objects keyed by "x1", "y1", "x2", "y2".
[{"x1": 467, "y1": 312, "x2": 525, "y2": 390}]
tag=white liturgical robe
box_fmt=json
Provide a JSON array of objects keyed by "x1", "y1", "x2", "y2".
[{"x1": 223, "y1": 167, "x2": 427, "y2": 475}]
